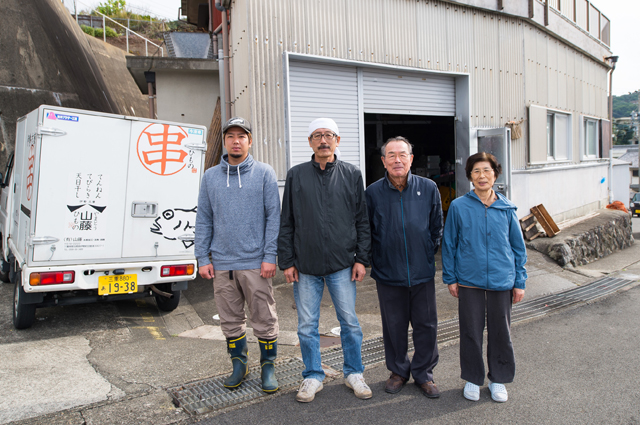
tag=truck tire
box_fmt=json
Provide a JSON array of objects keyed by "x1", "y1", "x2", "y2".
[
  {"x1": 13, "y1": 272, "x2": 36, "y2": 329},
  {"x1": 154, "y1": 283, "x2": 181, "y2": 312}
]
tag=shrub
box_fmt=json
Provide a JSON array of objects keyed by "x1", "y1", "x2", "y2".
[
  {"x1": 81, "y1": 25, "x2": 95, "y2": 36},
  {"x1": 93, "y1": 27, "x2": 118, "y2": 38}
]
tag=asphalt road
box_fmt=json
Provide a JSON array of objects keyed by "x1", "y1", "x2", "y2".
[
  {"x1": 195, "y1": 282, "x2": 640, "y2": 425},
  {"x1": 0, "y1": 215, "x2": 638, "y2": 424}
]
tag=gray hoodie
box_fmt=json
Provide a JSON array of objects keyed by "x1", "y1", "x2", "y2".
[{"x1": 195, "y1": 154, "x2": 280, "y2": 270}]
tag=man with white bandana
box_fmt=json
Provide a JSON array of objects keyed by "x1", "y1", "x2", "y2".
[{"x1": 278, "y1": 118, "x2": 372, "y2": 403}]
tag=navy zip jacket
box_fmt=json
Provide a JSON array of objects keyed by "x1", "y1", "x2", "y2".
[
  {"x1": 441, "y1": 191, "x2": 527, "y2": 290},
  {"x1": 366, "y1": 172, "x2": 443, "y2": 287}
]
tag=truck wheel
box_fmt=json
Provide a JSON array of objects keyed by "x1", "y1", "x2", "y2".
[
  {"x1": 13, "y1": 272, "x2": 36, "y2": 329},
  {"x1": 154, "y1": 283, "x2": 181, "y2": 312}
]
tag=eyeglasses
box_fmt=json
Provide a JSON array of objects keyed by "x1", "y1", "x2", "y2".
[
  {"x1": 471, "y1": 168, "x2": 494, "y2": 176},
  {"x1": 385, "y1": 153, "x2": 411, "y2": 161},
  {"x1": 310, "y1": 132, "x2": 337, "y2": 141}
]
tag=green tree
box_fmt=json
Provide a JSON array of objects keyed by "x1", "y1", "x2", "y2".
[
  {"x1": 613, "y1": 90, "x2": 639, "y2": 119},
  {"x1": 96, "y1": 0, "x2": 126, "y2": 16}
]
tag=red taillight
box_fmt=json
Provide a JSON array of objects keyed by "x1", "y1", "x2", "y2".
[
  {"x1": 161, "y1": 264, "x2": 195, "y2": 277},
  {"x1": 30, "y1": 271, "x2": 75, "y2": 286}
]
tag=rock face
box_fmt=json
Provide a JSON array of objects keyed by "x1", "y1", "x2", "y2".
[
  {"x1": 527, "y1": 209, "x2": 634, "y2": 267},
  {"x1": 0, "y1": 0, "x2": 147, "y2": 168}
]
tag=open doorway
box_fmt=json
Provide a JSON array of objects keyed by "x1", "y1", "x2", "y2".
[{"x1": 364, "y1": 113, "x2": 457, "y2": 216}]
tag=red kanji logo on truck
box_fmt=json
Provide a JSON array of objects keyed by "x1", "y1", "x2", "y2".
[
  {"x1": 26, "y1": 143, "x2": 35, "y2": 200},
  {"x1": 136, "y1": 124, "x2": 189, "y2": 176}
]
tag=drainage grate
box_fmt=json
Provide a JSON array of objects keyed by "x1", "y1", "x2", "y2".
[
  {"x1": 170, "y1": 276, "x2": 635, "y2": 415},
  {"x1": 169, "y1": 358, "x2": 305, "y2": 415}
]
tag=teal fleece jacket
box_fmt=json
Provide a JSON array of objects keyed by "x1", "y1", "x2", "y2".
[
  {"x1": 195, "y1": 154, "x2": 280, "y2": 270},
  {"x1": 441, "y1": 191, "x2": 527, "y2": 290}
]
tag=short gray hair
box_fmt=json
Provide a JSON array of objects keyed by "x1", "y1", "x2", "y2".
[{"x1": 381, "y1": 136, "x2": 413, "y2": 156}]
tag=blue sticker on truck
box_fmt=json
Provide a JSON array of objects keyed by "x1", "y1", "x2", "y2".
[
  {"x1": 46, "y1": 112, "x2": 79, "y2": 122},
  {"x1": 187, "y1": 128, "x2": 203, "y2": 135}
]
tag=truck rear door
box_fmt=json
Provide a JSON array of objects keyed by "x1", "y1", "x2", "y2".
[
  {"x1": 122, "y1": 121, "x2": 205, "y2": 258},
  {"x1": 32, "y1": 108, "x2": 130, "y2": 262}
]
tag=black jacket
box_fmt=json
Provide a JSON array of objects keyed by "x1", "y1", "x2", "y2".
[
  {"x1": 278, "y1": 156, "x2": 371, "y2": 276},
  {"x1": 365, "y1": 172, "x2": 443, "y2": 287}
]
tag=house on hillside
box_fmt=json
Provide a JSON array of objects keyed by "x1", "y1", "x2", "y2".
[{"x1": 180, "y1": 0, "x2": 616, "y2": 222}]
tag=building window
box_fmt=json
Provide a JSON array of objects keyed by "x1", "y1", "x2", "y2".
[
  {"x1": 633, "y1": 170, "x2": 638, "y2": 177},
  {"x1": 583, "y1": 118, "x2": 599, "y2": 159},
  {"x1": 546, "y1": 112, "x2": 570, "y2": 161}
]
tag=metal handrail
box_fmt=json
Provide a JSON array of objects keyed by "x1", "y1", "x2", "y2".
[{"x1": 91, "y1": 10, "x2": 164, "y2": 57}]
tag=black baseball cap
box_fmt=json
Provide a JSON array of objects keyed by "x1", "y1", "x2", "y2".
[{"x1": 222, "y1": 117, "x2": 251, "y2": 134}]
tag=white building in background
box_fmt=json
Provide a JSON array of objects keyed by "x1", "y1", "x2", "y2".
[{"x1": 184, "y1": 0, "x2": 616, "y2": 222}]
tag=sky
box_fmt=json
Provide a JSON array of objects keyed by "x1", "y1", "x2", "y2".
[{"x1": 62, "y1": 0, "x2": 638, "y2": 96}]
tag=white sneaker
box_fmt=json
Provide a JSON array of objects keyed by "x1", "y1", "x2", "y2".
[
  {"x1": 488, "y1": 381, "x2": 508, "y2": 402},
  {"x1": 463, "y1": 382, "x2": 480, "y2": 401},
  {"x1": 345, "y1": 373, "x2": 373, "y2": 400},
  {"x1": 296, "y1": 378, "x2": 323, "y2": 403}
]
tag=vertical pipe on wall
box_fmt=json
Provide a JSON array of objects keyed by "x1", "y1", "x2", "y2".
[{"x1": 215, "y1": 1, "x2": 232, "y2": 120}]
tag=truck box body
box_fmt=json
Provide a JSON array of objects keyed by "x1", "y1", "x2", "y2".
[{"x1": 3, "y1": 106, "x2": 207, "y2": 327}]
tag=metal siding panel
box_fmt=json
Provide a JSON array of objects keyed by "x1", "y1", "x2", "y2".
[
  {"x1": 548, "y1": 38, "x2": 558, "y2": 109},
  {"x1": 383, "y1": 0, "x2": 418, "y2": 67},
  {"x1": 442, "y1": 3, "x2": 474, "y2": 74},
  {"x1": 536, "y1": 29, "x2": 548, "y2": 107},
  {"x1": 245, "y1": 0, "x2": 291, "y2": 179},
  {"x1": 557, "y1": 43, "x2": 568, "y2": 111},
  {"x1": 345, "y1": 0, "x2": 386, "y2": 64},
  {"x1": 499, "y1": 18, "x2": 526, "y2": 170},
  {"x1": 524, "y1": 24, "x2": 537, "y2": 106},
  {"x1": 288, "y1": 61, "x2": 360, "y2": 168},
  {"x1": 499, "y1": 19, "x2": 525, "y2": 122},
  {"x1": 362, "y1": 69, "x2": 456, "y2": 115},
  {"x1": 473, "y1": 10, "x2": 500, "y2": 128},
  {"x1": 416, "y1": 0, "x2": 451, "y2": 71}
]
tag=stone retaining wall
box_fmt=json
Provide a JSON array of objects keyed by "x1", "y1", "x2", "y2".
[{"x1": 527, "y1": 209, "x2": 634, "y2": 267}]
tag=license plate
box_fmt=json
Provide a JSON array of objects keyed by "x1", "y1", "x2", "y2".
[
  {"x1": 636, "y1": 210, "x2": 640, "y2": 214},
  {"x1": 98, "y1": 274, "x2": 138, "y2": 295}
]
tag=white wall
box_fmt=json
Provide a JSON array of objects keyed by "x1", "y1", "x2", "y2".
[
  {"x1": 511, "y1": 163, "x2": 609, "y2": 222},
  {"x1": 611, "y1": 160, "x2": 630, "y2": 204},
  {"x1": 156, "y1": 70, "x2": 220, "y2": 128}
]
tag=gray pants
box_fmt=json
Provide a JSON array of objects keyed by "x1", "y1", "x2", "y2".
[
  {"x1": 213, "y1": 269, "x2": 279, "y2": 340},
  {"x1": 458, "y1": 286, "x2": 515, "y2": 386}
]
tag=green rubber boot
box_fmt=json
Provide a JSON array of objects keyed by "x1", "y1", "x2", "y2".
[
  {"x1": 223, "y1": 334, "x2": 249, "y2": 388},
  {"x1": 259, "y1": 338, "x2": 279, "y2": 393}
]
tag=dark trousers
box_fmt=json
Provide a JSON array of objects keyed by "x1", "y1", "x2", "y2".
[
  {"x1": 458, "y1": 286, "x2": 515, "y2": 386},
  {"x1": 376, "y1": 280, "x2": 439, "y2": 384}
]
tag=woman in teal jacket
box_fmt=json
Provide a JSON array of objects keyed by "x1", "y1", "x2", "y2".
[{"x1": 442, "y1": 152, "x2": 527, "y2": 403}]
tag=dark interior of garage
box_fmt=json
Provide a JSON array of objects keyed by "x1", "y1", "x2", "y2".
[{"x1": 364, "y1": 113, "x2": 456, "y2": 215}]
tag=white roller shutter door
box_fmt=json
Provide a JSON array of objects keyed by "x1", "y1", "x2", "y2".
[
  {"x1": 287, "y1": 61, "x2": 361, "y2": 168},
  {"x1": 362, "y1": 68, "x2": 456, "y2": 116}
]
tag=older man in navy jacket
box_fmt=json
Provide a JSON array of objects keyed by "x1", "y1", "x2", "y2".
[{"x1": 365, "y1": 136, "x2": 443, "y2": 398}]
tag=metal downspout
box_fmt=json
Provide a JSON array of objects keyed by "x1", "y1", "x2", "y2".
[{"x1": 215, "y1": 0, "x2": 232, "y2": 120}]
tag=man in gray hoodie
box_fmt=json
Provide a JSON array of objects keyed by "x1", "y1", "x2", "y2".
[{"x1": 195, "y1": 117, "x2": 281, "y2": 393}]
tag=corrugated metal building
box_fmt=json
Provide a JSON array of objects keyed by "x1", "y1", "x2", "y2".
[{"x1": 219, "y1": 0, "x2": 613, "y2": 222}]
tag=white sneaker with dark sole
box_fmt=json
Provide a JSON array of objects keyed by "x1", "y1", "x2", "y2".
[
  {"x1": 345, "y1": 373, "x2": 373, "y2": 400},
  {"x1": 463, "y1": 382, "x2": 480, "y2": 401},
  {"x1": 488, "y1": 381, "x2": 508, "y2": 402},
  {"x1": 296, "y1": 378, "x2": 323, "y2": 403}
]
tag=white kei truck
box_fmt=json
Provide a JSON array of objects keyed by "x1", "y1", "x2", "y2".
[{"x1": 0, "y1": 106, "x2": 207, "y2": 329}]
